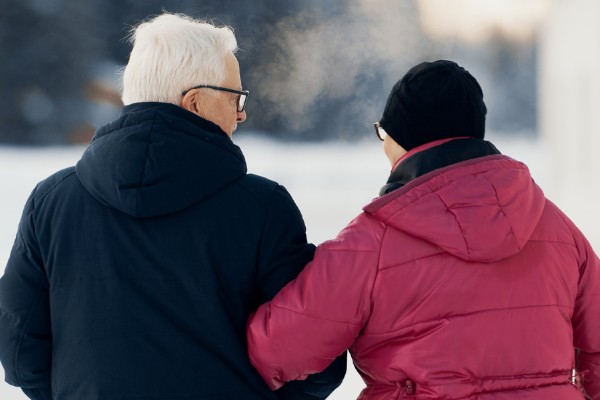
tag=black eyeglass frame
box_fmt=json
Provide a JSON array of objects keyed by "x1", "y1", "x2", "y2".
[
  {"x1": 181, "y1": 84, "x2": 249, "y2": 112},
  {"x1": 374, "y1": 122, "x2": 387, "y2": 141}
]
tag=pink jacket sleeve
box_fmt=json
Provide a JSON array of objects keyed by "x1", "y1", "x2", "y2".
[
  {"x1": 569, "y1": 220, "x2": 600, "y2": 399},
  {"x1": 247, "y1": 216, "x2": 381, "y2": 389}
]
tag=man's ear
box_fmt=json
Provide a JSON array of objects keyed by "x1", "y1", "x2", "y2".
[{"x1": 181, "y1": 91, "x2": 199, "y2": 113}]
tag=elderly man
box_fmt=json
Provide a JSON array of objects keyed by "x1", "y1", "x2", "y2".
[{"x1": 0, "y1": 13, "x2": 344, "y2": 400}]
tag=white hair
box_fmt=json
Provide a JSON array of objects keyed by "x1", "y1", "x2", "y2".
[{"x1": 121, "y1": 13, "x2": 238, "y2": 105}]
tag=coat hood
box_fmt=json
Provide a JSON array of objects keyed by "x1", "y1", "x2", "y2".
[
  {"x1": 364, "y1": 154, "x2": 546, "y2": 263},
  {"x1": 76, "y1": 102, "x2": 247, "y2": 218}
]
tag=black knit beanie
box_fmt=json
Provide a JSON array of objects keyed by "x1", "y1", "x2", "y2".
[{"x1": 379, "y1": 60, "x2": 487, "y2": 151}]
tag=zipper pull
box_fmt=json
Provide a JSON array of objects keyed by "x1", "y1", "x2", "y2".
[{"x1": 403, "y1": 379, "x2": 416, "y2": 395}]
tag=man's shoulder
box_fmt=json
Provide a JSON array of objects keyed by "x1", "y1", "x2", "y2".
[
  {"x1": 238, "y1": 173, "x2": 279, "y2": 189},
  {"x1": 33, "y1": 166, "x2": 77, "y2": 202},
  {"x1": 235, "y1": 173, "x2": 295, "y2": 206}
]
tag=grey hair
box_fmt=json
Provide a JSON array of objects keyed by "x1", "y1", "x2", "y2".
[{"x1": 121, "y1": 13, "x2": 238, "y2": 105}]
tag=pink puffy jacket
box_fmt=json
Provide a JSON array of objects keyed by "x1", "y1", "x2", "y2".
[{"x1": 247, "y1": 149, "x2": 600, "y2": 399}]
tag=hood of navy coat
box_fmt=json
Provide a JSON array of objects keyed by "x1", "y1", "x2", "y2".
[
  {"x1": 364, "y1": 155, "x2": 546, "y2": 263},
  {"x1": 76, "y1": 102, "x2": 247, "y2": 218}
]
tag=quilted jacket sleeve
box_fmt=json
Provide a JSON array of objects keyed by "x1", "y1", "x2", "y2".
[
  {"x1": 0, "y1": 188, "x2": 53, "y2": 400},
  {"x1": 248, "y1": 214, "x2": 381, "y2": 390},
  {"x1": 569, "y1": 219, "x2": 600, "y2": 399}
]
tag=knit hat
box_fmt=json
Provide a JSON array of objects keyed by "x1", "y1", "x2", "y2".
[{"x1": 379, "y1": 60, "x2": 487, "y2": 151}]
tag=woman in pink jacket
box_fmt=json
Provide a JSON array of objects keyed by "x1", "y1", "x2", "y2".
[{"x1": 247, "y1": 60, "x2": 600, "y2": 399}]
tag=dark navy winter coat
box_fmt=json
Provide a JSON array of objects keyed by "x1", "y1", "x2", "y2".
[{"x1": 0, "y1": 102, "x2": 345, "y2": 400}]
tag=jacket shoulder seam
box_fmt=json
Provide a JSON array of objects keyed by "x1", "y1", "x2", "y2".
[
  {"x1": 236, "y1": 174, "x2": 280, "y2": 210},
  {"x1": 366, "y1": 224, "x2": 388, "y2": 323},
  {"x1": 34, "y1": 168, "x2": 77, "y2": 206}
]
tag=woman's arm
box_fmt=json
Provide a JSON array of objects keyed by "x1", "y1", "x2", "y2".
[{"x1": 248, "y1": 215, "x2": 381, "y2": 389}]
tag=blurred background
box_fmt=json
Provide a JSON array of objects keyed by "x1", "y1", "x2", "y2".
[
  {"x1": 1, "y1": 0, "x2": 545, "y2": 144},
  {"x1": 1, "y1": 0, "x2": 599, "y2": 398}
]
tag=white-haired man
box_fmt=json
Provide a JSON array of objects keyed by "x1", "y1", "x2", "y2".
[{"x1": 0, "y1": 13, "x2": 345, "y2": 400}]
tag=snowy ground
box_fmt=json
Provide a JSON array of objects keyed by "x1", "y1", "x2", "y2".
[{"x1": 0, "y1": 133, "x2": 596, "y2": 399}]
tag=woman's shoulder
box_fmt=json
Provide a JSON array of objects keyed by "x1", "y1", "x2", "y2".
[{"x1": 319, "y1": 211, "x2": 387, "y2": 254}]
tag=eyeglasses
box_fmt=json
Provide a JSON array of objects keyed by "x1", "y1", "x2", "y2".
[
  {"x1": 374, "y1": 122, "x2": 387, "y2": 141},
  {"x1": 181, "y1": 84, "x2": 249, "y2": 112}
]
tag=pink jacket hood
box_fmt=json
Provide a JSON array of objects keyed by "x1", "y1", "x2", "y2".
[{"x1": 365, "y1": 155, "x2": 546, "y2": 263}]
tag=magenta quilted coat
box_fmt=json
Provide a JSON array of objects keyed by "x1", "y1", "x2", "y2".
[{"x1": 248, "y1": 153, "x2": 600, "y2": 399}]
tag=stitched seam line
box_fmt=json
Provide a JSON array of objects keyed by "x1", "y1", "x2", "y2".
[
  {"x1": 378, "y1": 251, "x2": 446, "y2": 271},
  {"x1": 435, "y1": 190, "x2": 470, "y2": 256},
  {"x1": 364, "y1": 304, "x2": 574, "y2": 337},
  {"x1": 481, "y1": 173, "x2": 520, "y2": 249},
  {"x1": 271, "y1": 303, "x2": 361, "y2": 326},
  {"x1": 361, "y1": 222, "x2": 387, "y2": 325},
  {"x1": 34, "y1": 169, "x2": 77, "y2": 204},
  {"x1": 135, "y1": 114, "x2": 157, "y2": 216},
  {"x1": 14, "y1": 293, "x2": 44, "y2": 387}
]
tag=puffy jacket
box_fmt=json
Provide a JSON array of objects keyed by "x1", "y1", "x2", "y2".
[
  {"x1": 247, "y1": 138, "x2": 600, "y2": 399},
  {"x1": 0, "y1": 102, "x2": 344, "y2": 400}
]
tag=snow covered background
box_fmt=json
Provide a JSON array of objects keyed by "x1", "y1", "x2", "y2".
[{"x1": 1, "y1": 132, "x2": 596, "y2": 399}]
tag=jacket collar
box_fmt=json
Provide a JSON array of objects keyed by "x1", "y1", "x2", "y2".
[
  {"x1": 117, "y1": 102, "x2": 227, "y2": 137},
  {"x1": 379, "y1": 138, "x2": 501, "y2": 196}
]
